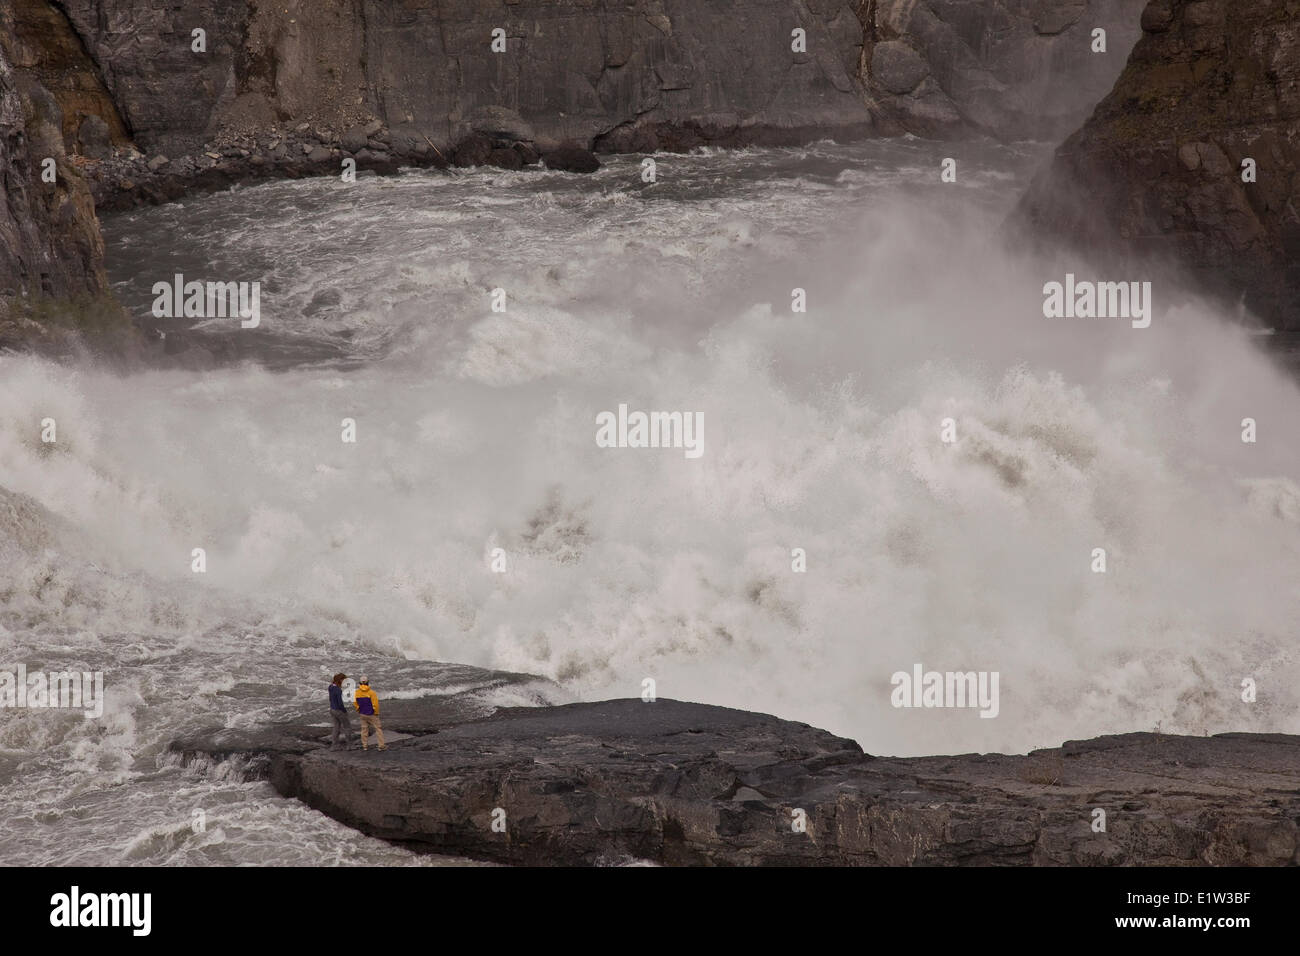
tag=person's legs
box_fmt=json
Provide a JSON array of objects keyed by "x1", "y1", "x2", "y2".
[
  {"x1": 359, "y1": 714, "x2": 385, "y2": 750},
  {"x1": 331, "y1": 709, "x2": 350, "y2": 748}
]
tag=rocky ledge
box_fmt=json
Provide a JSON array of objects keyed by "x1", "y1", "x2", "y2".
[
  {"x1": 80, "y1": 113, "x2": 603, "y2": 214},
  {"x1": 173, "y1": 697, "x2": 1300, "y2": 866}
]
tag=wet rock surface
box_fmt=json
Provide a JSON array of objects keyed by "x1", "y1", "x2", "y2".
[{"x1": 174, "y1": 698, "x2": 1300, "y2": 866}]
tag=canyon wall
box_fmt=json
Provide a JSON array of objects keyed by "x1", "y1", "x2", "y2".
[
  {"x1": 54, "y1": 0, "x2": 877, "y2": 156},
  {"x1": 33, "y1": 0, "x2": 1147, "y2": 157},
  {"x1": 1016, "y1": 0, "x2": 1300, "y2": 330},
  {"x1": 865, "y1": 0, "x2": 1145, "y2": 139},
  {"x1": 0, "y1": 0, "x2": 1149, "y2": 347},
  {"x1": 0, "y1": 2, "x2": 122, "y2": 350}
]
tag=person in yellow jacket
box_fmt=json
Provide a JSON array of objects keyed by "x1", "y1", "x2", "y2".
[{"x1": 353, "y1": 677, "x2": 386, "y2": 751}]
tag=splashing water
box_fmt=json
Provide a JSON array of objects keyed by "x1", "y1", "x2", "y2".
[{"x1": 2, "y1": 140, "x2": 1298, "y2": 864}]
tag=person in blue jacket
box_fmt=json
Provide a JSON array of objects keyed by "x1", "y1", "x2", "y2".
[{"x1": 328, "y1": 673, "x2": 352, "y2": 749}]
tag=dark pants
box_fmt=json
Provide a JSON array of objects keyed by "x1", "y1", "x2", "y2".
[{"x1": 330, "y1": 708, "x2": 351, "y2": 747}]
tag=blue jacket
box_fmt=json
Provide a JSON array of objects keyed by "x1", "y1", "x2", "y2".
[{"x1": 329, "y1": 684, "x2": 345, "y2": 711}]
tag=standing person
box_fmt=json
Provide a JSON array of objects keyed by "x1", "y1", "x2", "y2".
[
  {"x1": 328, "y1": 673, "x2": 352, "y2": 749},
  {"x1": 354, "y1": 676, "x2": 386, "y2": 751}
]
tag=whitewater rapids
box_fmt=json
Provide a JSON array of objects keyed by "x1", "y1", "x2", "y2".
[{"x1": 2, "y1": 140, "x2": 1298, "y2": 864}]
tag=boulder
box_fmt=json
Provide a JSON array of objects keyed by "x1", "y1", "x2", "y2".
[
  {"x1": 451, "y1": 132, "x2": 493, "y2": 167},
  {"x1": 340, "y1": 124, "x2": 372, "y2": 152},
  {"x1": 542, "y1": 143, "x2": 601, "y2": 173},
  {"x1": 468, "y1": 105, "x2": 535, "y2": 144},
  {"x1": 871, "y1": 41, "x2": 930, "y2": 95},
  {"x1": 513, "y1": 141, "x2": 541, "y2": 166},
  {"x1": 488, "y1": 146, "x2": 524, "y2": 170},
  {"x1": 387, "y1": 124, "x2": 431, "y2": 159},
  {"x1": 76, "y1": 113, "x2": 111, "y2": 158}
]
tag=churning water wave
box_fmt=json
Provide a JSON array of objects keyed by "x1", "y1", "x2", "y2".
[{"x1": 2, "y1": 140, "x2": 1299, "y2": 865}]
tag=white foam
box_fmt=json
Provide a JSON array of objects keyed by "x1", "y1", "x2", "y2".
[{"x1": 2, "y1": 141, "x2": 1298, "y2": 864}]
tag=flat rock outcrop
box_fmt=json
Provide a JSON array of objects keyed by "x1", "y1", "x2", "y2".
[
  {"x1": 174, "y1": 697, "x2": 1300, "y2": 866},
  {"x1": 1014, "y1": 0, "x2": 1300, "y2": 330}
]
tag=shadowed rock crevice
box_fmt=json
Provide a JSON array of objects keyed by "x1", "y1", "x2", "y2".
[{"x1": 9, "y1": 0, "x2": 131, "y2": 149}]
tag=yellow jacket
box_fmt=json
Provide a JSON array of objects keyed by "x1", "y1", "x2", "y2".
[{"x1": 354, "y1": 683, "x2": 379, "y2": 715}]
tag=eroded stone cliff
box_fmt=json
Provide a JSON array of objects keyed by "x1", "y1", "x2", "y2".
[
  {"x1": 55, "y1": 0, "x2": 877, "y2": 157},
  {"x1": 0, "y1": 0, "x2": 1155, "y2": 349},
  {"x1": 1015, "y1": 0, "x2": 1300, "y2": 330},
  {"x1": 31, "y1": 0, "x2": 1149, "y2": 168},
  {"x1": 0, "y1": 4, "x2": 127, "y2": 352},
  {"x1": 864, "y1": 0, "x2": 1145, "y2": 139}
]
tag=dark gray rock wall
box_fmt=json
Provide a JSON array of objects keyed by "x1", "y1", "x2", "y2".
[
  {"x1": 56, "y1": 0, "x2": 877, "y2": 157},
  {"x1": 50, "y1": 0, "x2": 1149, "y2": 157}
]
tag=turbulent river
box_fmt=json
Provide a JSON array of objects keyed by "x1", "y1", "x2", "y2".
[{"x1": 2, "y1": 140, "x2": 1299, "y2": 865}]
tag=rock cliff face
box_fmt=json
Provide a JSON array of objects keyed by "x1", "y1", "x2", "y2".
[
  {"x1": 174, "y1": 696, "x2": 1300, "y2": 866},
  {"x1": 0, "y1": 6, "x2": 126, "y2": 352},
  {"x1": 1015, "y1": 0, "x2": 1300, "y2": 330},
  {"x1": 55, "y1": 0, "x2": 877, "y2": 157},
  {"x1": 0, "y1": 0, "x2": 1156, "y2": 350},
  {"x1": 864, "y1": 0, "x2": 1146, "y2": 139},
  {"x1": 40, "y1": 0, "x2": 1148, "y2": 157},
  {"x1": 7, "y1": 0, "x2": 129, "y2": 151}
]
